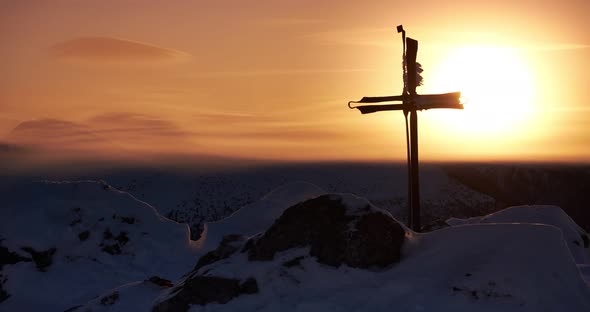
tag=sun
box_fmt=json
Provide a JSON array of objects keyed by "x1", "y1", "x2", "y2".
[{"x1": 426, "y1": 46, "x2": 536, "y2": 137}]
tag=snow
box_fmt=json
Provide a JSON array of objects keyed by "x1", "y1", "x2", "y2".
[
  {"x1": 67, "y1": 280, "x2": 166, "y2": 312},
  {"x1": 50, "y1": 163, "x2": 494, "y2": 240},
  {"x1": 196, "y1": 181, "x2": 325, "y2": 253},
  {"x1": 0, "y1": 180, "x2": 199, "y2": 311},
  {"x1": 1, "y1": 180, "x2": 589, "y2": 311},
  {"x1": 182, "y1": 224, "x2": 590, "y2": 311},
  {"x1": 447, "y1": 205, "x2": 590, "y2": 265}
]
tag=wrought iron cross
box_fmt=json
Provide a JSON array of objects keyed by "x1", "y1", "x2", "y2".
[{"x1": 348, "y1": 25, "x2": 463, "y2": 231}]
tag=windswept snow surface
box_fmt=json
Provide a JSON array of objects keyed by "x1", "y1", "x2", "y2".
[
  {"x1": 182, "y1": 224, "x2": 590, "y2": 312},
  {"x1": 79, "y1": 190, "x2": 588, "y2": 312},
  {"x1": 448, "y1": 205, "x2": 590, "y2": 288},
  {"x1": 447, "y1": 205, "x2": 590, "y2": 265},
  {"x1": 197, "y1": 181, "x2": 325, "y2": 253},
  {"x1": 0, "y1": 181, "x2": 199, "y2": 311},
  {"x1": 2, "y1": 181, "x2": 589, "y2": 311}
]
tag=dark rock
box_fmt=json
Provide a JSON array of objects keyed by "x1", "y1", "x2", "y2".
[
  {"x1": 20, "y1": 247, "x2": 56, "y2": 272},
  {"x1": 581, "y1": 232, "x2": 589, "y2": 248},
  {"x1": 282, "y1": 256, "x2": 305, "y2": 268},
  {"x1": 345, "y1": 212, "x2": 405, "y2": 268},
  {"x1": 148, "y1": 276, "x2": 174, "y2": 288},
  {"x1": 100, "y1": 291, "x2": 119, "y2": 305},
  {"x1": 114, "y1": 232, "x2": 129, "y2": 245},
  {"x1": 248, "y1": 194, "x2": 406, "y2": 268},
  {"x1": 152, "y1": 276, "x2": 258, "y2": 312},
  {"x1": 100, "y1": 230, "x2": 129, "y2": 255},
  {"x1": 194, "y1": 234, "x2": 247, "y2": 271},
  {"x1": 1, "y1": 245, "x2": 31, "y2": 269},
  {"x1": 421, "y1": 218, "x2": 450, "y2": 232},
  {"x1": 103, "y1": 228, "x2": 114, "y2": 240},
  {"x1": 78, "y1": 231, "x2": 90, "y2": 241},
  {"x1": 240, "y1": 278, "x2": 259, "y2": 294},
  {"x1": 248, "y1": 195, "x2": 349, "y2": 265},
  {"x1": 63, "y1": 305, "x2": 83, "y2": 312},
  {"x1": 240, "y1": 238, "x2": 255, "y2": 253},
  {"x1": 0, "y1": 274, "x2": 9, "y2": 303},
  {"x1": 120, "y1": 216, "x2": 136, "y2": 224},
  {"x1": 101, "y1": 244, "x2": 121, "y2": 255}
]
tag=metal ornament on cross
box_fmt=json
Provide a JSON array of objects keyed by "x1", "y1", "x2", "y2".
[{"x1": 348, "y1": 25, "x2": 463, "y2": 232}]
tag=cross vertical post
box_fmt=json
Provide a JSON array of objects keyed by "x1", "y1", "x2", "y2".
[
  {"x1": 406, "y1": 37, "x2": 420, "y2": 231},
  {"x1": 348, "y1": 25, "x2": 463, "y2": 231}
]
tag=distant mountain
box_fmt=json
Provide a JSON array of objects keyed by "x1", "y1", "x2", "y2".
[
  {"x1": 443, "y1": 163, "x2": 590, "y2": 231},
  {"x1": 77, "y1": 163, "x2": 495, "y2": 239}
]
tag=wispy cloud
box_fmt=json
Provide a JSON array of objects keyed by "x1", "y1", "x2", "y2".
[
  {"x1": 5, "y1": 113, "x2": 192, "y2": 152},
  {"x1": 50, "y1": 37, "x2": 190, "y2": 63},
  {"x1": 88, "y1": 112, "x2": 189, "y2": 138},
  {"x1": 7, "y1": 118, "x2": 104, "y2": 146}
]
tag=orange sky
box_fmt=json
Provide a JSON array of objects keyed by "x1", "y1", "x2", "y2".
[{"x1": 1, "y1": 0, "x2": 589, "y2": 163}]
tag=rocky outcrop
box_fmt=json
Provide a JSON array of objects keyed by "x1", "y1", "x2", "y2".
[
  {"x1": 0, "y1": 274, "x2": 8, "y2": 303},
  {"x1": 247, "y1": 194, "x2": 406, "y2": 268},
  {"x1": 152, "y1": 276, "x2": 258, "y2": 312},
  {"x1": 152, "y1": 194, "x2": 406, "y2": 311},
  {"x1": 20, "y1": 247, "x2": 56, "y2": 272},
  {"x1": 194, "y1": 234, "x2": 247, "y2": 271},
  {"x1": 0, "y1": 244, "x2": 31, "y2": 269}
]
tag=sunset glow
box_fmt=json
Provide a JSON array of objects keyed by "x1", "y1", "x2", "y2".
[
  {"x1": 429, "y1": 46, "x2": 536, "y2": 136},
  {"x1": 1, "y1": 0, "x2": 589, "y2": 164}
]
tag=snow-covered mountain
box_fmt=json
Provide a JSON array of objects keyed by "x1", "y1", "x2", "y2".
[
  {"x1": 0, "y1": 180, "x2": 200, "y2": 311},
  {"x1": 1, "y1": 180, "x2": 589, "y2": 311},
  {"x1": 444, "y1": 163, "x2": 590, "y2": 231},
  {"x1": 36, "y1": 163, "x2": 495, "y2": 240}
]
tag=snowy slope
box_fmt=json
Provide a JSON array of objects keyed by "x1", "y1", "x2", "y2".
[
  {"x1": 164, "y1": 224, "x2": 588, "y2": 312},
  {"x1": 70, "y1": 185, "x2": 589, "y2": 312},
  {"x1": 0, "y1": 181, "x2": 199, "y2": 311},
  {"x1": 197, "y1": 182, "x2": 326, "y2": 253},
  {"x1": 69, "y1": 164, "x2": 494, "y2": 239},
  {"x1": 447, "y1": 205, "x2": 590, "y2": 265}
]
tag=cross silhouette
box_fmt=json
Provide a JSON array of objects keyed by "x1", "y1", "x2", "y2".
[{"x1": 348, "y1": 25, "x2": 463, "y2": 231}]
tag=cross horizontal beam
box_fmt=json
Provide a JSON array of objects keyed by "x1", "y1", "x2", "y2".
[
  {"x1": 357, "y1": 95, "x2": 404, "y2": 103},
  {"x1": 349, "y1": 92, "x2": 463, "y2": 114}
]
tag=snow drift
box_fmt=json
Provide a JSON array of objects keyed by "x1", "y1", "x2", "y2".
[
  {"x1": 1, "y1": 181, "x2": 589, "y2": 311},
  {"x1": 196, "y1": 181, "x2": 326, "y2": 253},
  {"x1": 447, "y1": 205, "x2": 590, "y2": 265},
  {"x1": 0, "y1": 180, "x2": 199, "y2": 310}
]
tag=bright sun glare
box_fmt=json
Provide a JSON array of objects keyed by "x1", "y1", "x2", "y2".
[{"x1": 428, "y1": 46, "x2": 536, "y2": 137}]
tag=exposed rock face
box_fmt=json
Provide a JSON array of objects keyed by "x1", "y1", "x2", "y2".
[
  {"x1": 147, "y1": 276, "x2": 174, "y2": 288},
  {"x1": 20, "y1": 247, "x2": 56, "y2": 272},
  {"x1": 248, "y1": 194, "x2": 406, "y2": 268},
  {"x1": 0, "y1": 244, "x2": 31, "y2": 269},
  {"x1": 152, "y1": 276, "x2": 258, "y2": 312},
  {"x1": 194, "y1": 234, "x2": 247, "y2": 271},
  {"x1": 152, "y1": 194, "x2": 405, "y2": 312},
  {"x1": 151, "y1": 233, "x2": 257, "y2": 312},
  {"x1": 0, "y1": 274, "x2": 8, "y2": 303}
]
